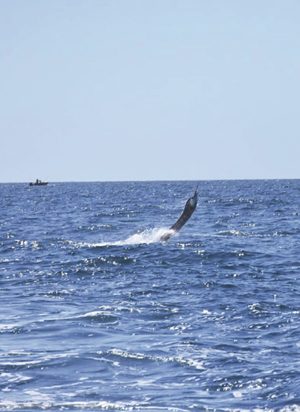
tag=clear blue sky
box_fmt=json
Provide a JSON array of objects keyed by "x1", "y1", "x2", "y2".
[{"x1": 1, "y1": 1, "x2": 300, "y2": 182}]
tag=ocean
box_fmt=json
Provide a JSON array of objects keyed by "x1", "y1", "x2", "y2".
[{"x1": 0, "y1": 180, "x2": 299, "y2": 411}]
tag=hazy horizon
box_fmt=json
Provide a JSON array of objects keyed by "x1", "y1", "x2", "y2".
[
  {"x1": 2, "y1": 177, "x2": 300, "y2": 185},
  {"x1": 1, "y1": 1, "x2": 300, "y2": 183}
]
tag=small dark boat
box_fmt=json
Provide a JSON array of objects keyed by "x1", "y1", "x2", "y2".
[{"x1": 29, "y1": 179, "x2": 48, "y2": 186}]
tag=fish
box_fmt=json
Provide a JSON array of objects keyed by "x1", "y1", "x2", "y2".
[{"x1": 160, "y1": 188, "x2": 198, "y2": 241}]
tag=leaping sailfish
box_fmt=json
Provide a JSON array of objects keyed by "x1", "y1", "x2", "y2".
[{"x1": 160, "y1": 187, "x2": 198, "y2": 241}]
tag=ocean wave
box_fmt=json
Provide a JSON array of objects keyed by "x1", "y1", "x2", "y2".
[
  {"x1": 101, "y1": 348, "x2": 205, "y2": 371},
  {"x1": 0, "y1": 400, "x2": 141, "y2": 411},
  {"x1": 74, "y1": 310, "x2": 118, "y2": 324},
  {"x1": 1, "y1": 180, "x2": 300, "y2": 411}
]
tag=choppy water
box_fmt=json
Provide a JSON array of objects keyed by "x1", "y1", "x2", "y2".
[{"x1": 0, "y1": 180, "x2": 300, "y2": 411}]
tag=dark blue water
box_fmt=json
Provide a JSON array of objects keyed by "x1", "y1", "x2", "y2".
[{"x1": 1, "y1": 180, "x2": 300, "y2": 411}]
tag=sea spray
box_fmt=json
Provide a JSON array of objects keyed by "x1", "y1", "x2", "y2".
[{"x1": 77, "y1": 227, "x2": 176, "y2": 247}]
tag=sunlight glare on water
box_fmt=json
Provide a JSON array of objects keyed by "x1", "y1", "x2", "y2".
[{"x1": 0, "y1": 180, "x2": 300, "y2": 411}]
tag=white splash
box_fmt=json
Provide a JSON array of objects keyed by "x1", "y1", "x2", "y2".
[{"x1": 80, "y1": 227, "x2": 176, "y2": 248}]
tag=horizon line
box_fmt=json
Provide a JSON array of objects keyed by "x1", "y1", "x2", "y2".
[{"x1": 1, "y1": 177, "x2": 299, "y2": 185}]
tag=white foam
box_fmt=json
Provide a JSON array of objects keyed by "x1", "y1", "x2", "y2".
[
  {"x1": 0, "y1": 323, "x2": 18, "y2": 332},
  {"x1": 120, "y1": 227, "x2": 174, "y2": 245},
  {"x1": 80, "y1": 227, "x2": 175, "y2": 248},
  {"x1": 0, "y1": 400, "x2": 140, "y2": 410},
  {"x1": 78, "y1": 310, "x2": 114, "y2": 319},
  {"x1": 107, "y1": 348, "x2": 205, "y2": 370}
]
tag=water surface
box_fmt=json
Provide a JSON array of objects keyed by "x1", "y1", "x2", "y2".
[{"x1": 0, "y1": 180, "x2": 300, "y2": 411}]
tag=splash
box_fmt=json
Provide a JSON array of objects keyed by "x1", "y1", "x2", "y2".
[
  {"x1": 119, "y1": 227, "x2": 175, "y2": 245},
  {"x1": 78, "y1": 227, "x2": 175, "y2": 248}
]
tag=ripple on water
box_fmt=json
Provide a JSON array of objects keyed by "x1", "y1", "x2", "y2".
[{"x1": 1, "y1": 180, "x2": 300, "y2": 410}]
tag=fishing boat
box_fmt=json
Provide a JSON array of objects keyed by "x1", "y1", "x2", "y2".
[{"x1": 29, "y1": 179, "x2": 48, "y2": 186}]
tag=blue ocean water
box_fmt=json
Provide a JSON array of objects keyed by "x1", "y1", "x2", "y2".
[{"x1": 0, "y1": 180, "x2": 300, "y2": 411}]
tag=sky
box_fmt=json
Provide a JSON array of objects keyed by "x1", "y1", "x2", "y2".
[{"x1": 1, "y1": 0, "x2": 300, "y2": 182}]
